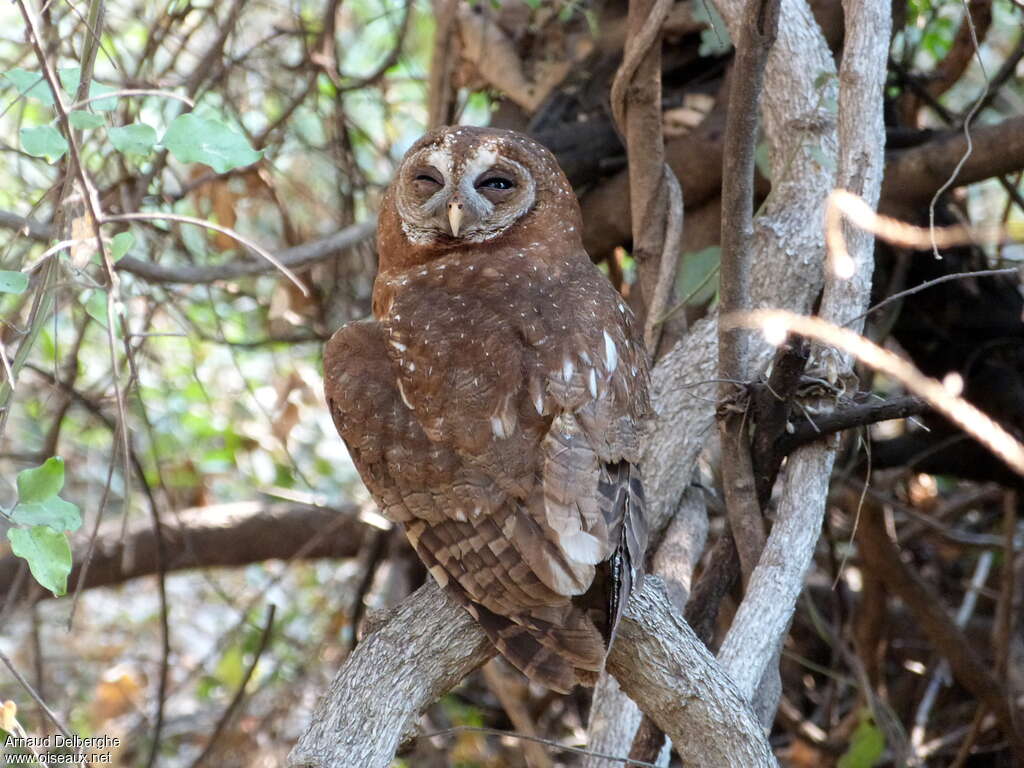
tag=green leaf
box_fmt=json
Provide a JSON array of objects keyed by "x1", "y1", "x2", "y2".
[
  {"x1": 68, "y1": 110, "x2": 105, "y2": 129},
  {"x1": 755, "y1": 141, "x2": 772, "y2": 181},
  {"x1": 17, "y1": 456, "x2": 65, "y2": 503},
  {"x1": 694, "y1": 1, "x2": 731, "y2": 56},
  {"x1": 676, "y1": 246, "x2": 721, "y2": 307},
  {"x1": 838, "y1": 709, "x2": 885, "y2": 768},
  {"x1": 109, "y1": 122, "x2": 157, "y2": 155},
  {"x1": 59, "y1": 69, "x2": 117, "y2": 110},
  {"x1": 110, "y1": 231, "x2": 134, "y2": 261},
  {"x1": 58, "y1": 67, "x2": 82, "y2": 97},
  {"x1": 215, "y1": 644, "x2": 246, "y2": 689},
  {"x1": 0, "y1": 271, "x2": 28, "y2": 294},
  {"x1": 809, "y1": 143, "x2": 837, "y2": 173},
  {"x1": 20, "y1": 124, "x2": 68, "y2": 163},
  {"x1": 85, "y1": 290, "x2": 108, "y2": 328},
  {"x1": 163, "y1": 113, "x2": 262, "y2": 173},
  {"x1": 3, "y1": 68, "x2": 53, "y2": 104},
  {"x1": 7, "y1": 526, "x2": 72, "y2": 597},
  {"x1": 87, "y1": 82, "x2": 117, "y2": 111},
  {"x1": 10, "y1": 497, "x2": 82, "y2": 533}
]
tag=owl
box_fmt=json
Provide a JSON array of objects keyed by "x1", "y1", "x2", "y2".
[{"x1": 324, "y1": 126, "x2": 650, "y2": 692}]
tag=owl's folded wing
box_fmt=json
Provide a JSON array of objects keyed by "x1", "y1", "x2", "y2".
[{"x1": 324, "y1": 319, "x2": 606, "y2": 691}]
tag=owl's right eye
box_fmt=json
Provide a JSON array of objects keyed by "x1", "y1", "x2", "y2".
[{"x1": 411, "y1": 167, "x2": 443, "y2": 192}]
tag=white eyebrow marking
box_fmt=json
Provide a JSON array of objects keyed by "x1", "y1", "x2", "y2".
[{"x1": 424, "y1": 147, "x2": 452, "y2": 181}]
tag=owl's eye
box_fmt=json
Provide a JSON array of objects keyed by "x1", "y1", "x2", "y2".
[
  {"x1": 411, "y1": 170, "x2": 443, "y2": 196},
  {"x1": 477, "y1": 177, "x2": 515, "y2": 190}
]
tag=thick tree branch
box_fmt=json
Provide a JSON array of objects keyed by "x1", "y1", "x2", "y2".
[
  {"x1": 288, "y1": 578, "x2": 776, "y2": 768},
  {"x1": 883, "y1": 116, "x2": 1024, "y2": 204},
  {"x1": 0, "y1": 501, "x2": 365, "y2": 607},
  {"x1": 717, "y1": 0, "x2": 890, "y2": 707}
]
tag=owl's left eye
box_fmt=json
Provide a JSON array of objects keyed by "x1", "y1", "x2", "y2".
[{"x1": 477, "y1": 177, "x2": 515, "y2": 190}]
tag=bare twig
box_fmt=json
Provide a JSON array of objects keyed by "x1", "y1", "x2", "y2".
[
  {"x1": 190, "y1": 605, "x2": 276, "y2": 768},
  {"x1": 731, "y1": 309, "x2": 1024, "y2": 476},
  {"x1": 101, "y1": 212, "x2": 310, "y2": 295},
  {"x1": 927, "y1": 0, "x2": 990, "y2": 258}
]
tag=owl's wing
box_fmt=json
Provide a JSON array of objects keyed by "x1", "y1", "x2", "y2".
[
  {"x1": 324, "y1": 319, "x2": 607, "y2": 691},
  {"x1": 379, "y1": 258, "x2": 650, "y2": 665},
  {"x1": 527, "y1": 267, "x2": 651, "y2": 647}
]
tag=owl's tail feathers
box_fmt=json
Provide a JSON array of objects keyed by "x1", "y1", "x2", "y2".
[{"x1": 464, "y1": 599, "x2": 605, "y2": 693}]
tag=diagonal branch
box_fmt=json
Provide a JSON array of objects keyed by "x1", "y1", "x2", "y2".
[{"x1": 287, "y1": 578, "x2": 776, "y2": 768}]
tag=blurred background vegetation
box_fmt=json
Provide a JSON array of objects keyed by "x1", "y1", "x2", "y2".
[{"x1": 0, "y1": 0, "x2": 1021, "y2": 765}]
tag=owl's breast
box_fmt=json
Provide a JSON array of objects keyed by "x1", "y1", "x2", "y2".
[{"x1": 374, "y1": 253, "x2": 553, "y2": 486}]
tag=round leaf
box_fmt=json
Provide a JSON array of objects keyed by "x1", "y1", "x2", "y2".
[
  {"x1": 16, "y1": 456, "x2": 65, "y2": 503},
  {"x1": 69, "y1": 110, "x2": 106, "y2": 129},
  {"x1": 20, "y1": 125, "x2": 68, "y2": 163},
  {"x1": 88, "y1": 82, "x2": 118, "y2": 112},
  {"x1": 110, "y1": 231, "x2": 134, "y2": 261},
  {"x1": 7, "y1": 526, "x2": 72, "y2": 597},
  {"x1": 11, "y1": 497, "x2": 82, "y2": 533},
  {"x1": 3, "y1": 68, "x2": 52, "y2": 104},
  {"x1": 85, "y1": 289, "x2": 109, "y2": 328},
  {"x1": 163, "y1": 113, "x2": 262, "y2": 173},
  {"x1": 0, "y1": 271, "x2": 28, "y2": 294},
  {"x1": 109, "y1": 123, "x2": 157, "y2": 156}
]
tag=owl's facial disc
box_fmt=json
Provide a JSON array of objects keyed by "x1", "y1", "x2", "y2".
[{"x1": 397, "y1": 142, "x2": 536, "y2": 246}]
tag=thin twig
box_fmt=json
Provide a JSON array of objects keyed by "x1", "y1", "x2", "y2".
[
  {"x1": 69, "y1": 88, "x2": 195, "y2": 109},
  {"x1": 0, "y1": 647, "x2": 85, "y2": 766},
  {"x1": 101, "y1": 212, "x2": 310, "y2": 295},
  {"x1": 190, "y1": 604, "x2": 276, "y2": 768},
  {"x1": 927, "y1": 0, "x2": 990, "y2": 258},
  {"x1": 847, "y1": 267, "x2": 1019, "y2": 327}
]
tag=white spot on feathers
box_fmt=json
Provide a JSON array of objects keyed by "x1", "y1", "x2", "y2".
[
  {"x1": 560, "y1": 530, "x2": 604, "y2": 564},
  {"x1": 396, "y1": 378, "x2": 413, "y2": 409},
  {"x1": 603, "y1": 330, "x2": 619, "y2": 372}
]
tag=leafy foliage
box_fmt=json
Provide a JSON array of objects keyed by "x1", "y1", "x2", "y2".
[{"x1": 4, "y1": 458, "x2": 81, "y2": 596}]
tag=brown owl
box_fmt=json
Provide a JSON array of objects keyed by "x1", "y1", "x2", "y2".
[{"x1": 324, "y1": 126, "x2": 650, "y2": 692}]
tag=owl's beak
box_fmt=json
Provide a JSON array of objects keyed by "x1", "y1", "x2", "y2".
[{"x1": 447, "y1": 198, "x2": 465, "y2": 238}]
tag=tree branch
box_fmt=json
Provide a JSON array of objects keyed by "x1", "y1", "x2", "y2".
[
  {"x1": 288, "y1": 578, "x2": 777, "y2": 768},
  {"x1": 883, "y1": 115, "x2": 1024, "y2": 204},
  {"x1": 857, "y1": 499, "x2": 1024, "y2": 755},
  {"x1": 777, "y1": 394, "x2": 930, "y2": 455},
  {"x1": 716, "y1": 0, "x2": 781, "y2": 582},
  {"x1": 717, "y1": 0, "x2": 890, "y2": 708},
  {"x1": 0, "y1": 501, "x2": 366, "y2": 607},
  {"x1": 0, "y1": 213, "x2": 375, "y2": 284}
]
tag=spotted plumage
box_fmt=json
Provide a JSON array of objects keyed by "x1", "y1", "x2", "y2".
[{"x1": 324, "y1": 126, "x2": 650, "y2": 692}]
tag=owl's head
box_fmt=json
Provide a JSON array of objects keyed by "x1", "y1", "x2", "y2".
[{"x1": 386, "y1": 126, "x2": 574, "y2": 251}]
